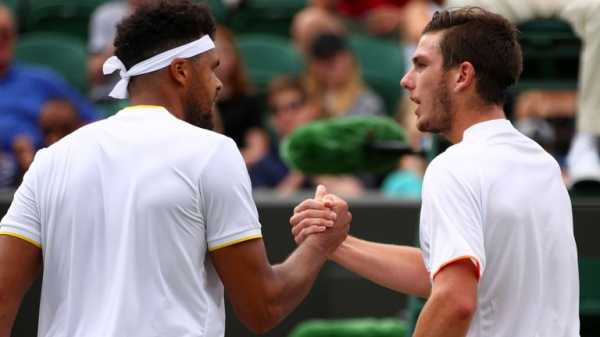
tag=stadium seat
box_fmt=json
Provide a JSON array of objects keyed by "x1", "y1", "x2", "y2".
[
  {"x1": 15, "y1": 32, "x2": 88, "y2": 93},
  {"x1": 21, "y1": 0, "x2": 106, "y2": 40},
  {"x1": 195, "y1": 0, "x2": 227, "y2": 23},
  {"x1": 230, "y1": 0, "x2": 307, "y2": 37},
  {"x1": 237, "y1": 34, "x2": 303, "y2": 90},
  {"x1": 1, "y1": 0, "x2": 16, "y2": 11},
  {"x1": 288, "y1": 318, "x2": 408, "y2": 337},
  {"x1": 349, "y1": 35, "x2": 405, "y2": 115},
  {"x1": 517, "y1": 19, "x2": 580, "y2": 91}
]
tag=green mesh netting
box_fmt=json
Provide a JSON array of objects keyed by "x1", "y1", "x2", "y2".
[
  {"x1": 288, "y1": 318, "x2": 408, "y2": 337},
  {"x1": 281, "y1": 116, "x2": 407, "y2": 175}
]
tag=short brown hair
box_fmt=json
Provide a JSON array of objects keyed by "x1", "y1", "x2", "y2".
[
  {"x1": 423, "y1": 7, "x2": 522, "y2": 105},
  {"x1": 267, "y1": 75, "x2": 307, "y2": 109}
]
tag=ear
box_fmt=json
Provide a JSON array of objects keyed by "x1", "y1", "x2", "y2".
[
  {"x1": 453, "y1": 61, "x2": 476, "y2": 93},
  {"x1": 168, "y1": 58, "x2": 192, "y2": 87}
]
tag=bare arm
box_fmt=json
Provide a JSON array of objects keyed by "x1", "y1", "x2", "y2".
[
  {"x1": 0, "y1": 236, "x2": 42, "y2": 336},
  {"x1": 330, "y1": 236, "x2": 431, "y2": 298},
  {"x1": 413, "y1": 259, "x2": 478, "y2": 337},
  {"x1": 290, "y1": 201, "x2": 430, "y2": 298},
  {"x1": 211, "y1": 186, "x2": 350, "y2": 334}
]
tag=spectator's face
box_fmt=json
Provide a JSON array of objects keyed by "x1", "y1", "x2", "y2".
[
  {"x1": 0, "y1": 7, "x2": 15, "y2": 72},
  {"x1": 39, "y1": 100, "x2": 81, "y2": 146},
  {"x1": 311, "y1": 51, "x2": 354, "y2": 89},
  {"x1": 184, "y1": 50, "x2": 222, "y2": 130},
  {"x1": 401, "y1": 32, "x2": 454, "y2": 135},
  {"x1": 271, "y1": 89, "x2": 315, "y2": 137}
]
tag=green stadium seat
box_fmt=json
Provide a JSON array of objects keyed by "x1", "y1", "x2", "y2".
[
  {"x1": 349, "y1": 35, "x2": 405, "y2": 115},
  {"x1": 230, "y1": 0, "x2": 307, "y2": 37},
  {"x1": 1, "y1": 0, "x2": 16, "y2": 11},
  {"x1": 15, "y1": 32, "x2": 88, "y2": 93},
  {"x1": 580, "y1": 258, "x2": 600, "y2": 315},
  {"x1": 21, "y1": 0, "x2": 106, "y2": 40},
  {"x1": 195, "y1": 0, "x2": 227, "y2": 23},
  {"x1": 237, "y1": 34, "x2": 303, "y2": 90},
  {"x1": 288, "y1": 318, "x2": 408, "y2": 337},
  {"x1": 517, "y1": 19, "x2": 580, "y2": 91}
]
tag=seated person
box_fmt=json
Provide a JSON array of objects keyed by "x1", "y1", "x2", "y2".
[
  {"x1": 304, "y1": 33, "x2": 385, "y2": 118},
  {"x1": 214, "y1": 25, "x2": 268, "y2": 167},
  {"x1": 250, "y1": 75, "x2": 365, "y2": 197}
]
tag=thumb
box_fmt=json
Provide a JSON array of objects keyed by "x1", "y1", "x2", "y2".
[{"x1": 314, "y1": 184, "x2": 328, "y2": 201}]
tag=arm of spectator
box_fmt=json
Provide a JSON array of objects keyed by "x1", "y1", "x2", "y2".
[{"x1": 241, "y1": 128, "x2": 270, "y2": 167}]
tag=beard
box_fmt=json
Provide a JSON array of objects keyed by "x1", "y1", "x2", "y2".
[
  {"x1": 417, "y1": 76, "x2": 454, "y2": 134},
  {"x1": 183, "y1": 90, "x2": 214, "y2": 131}
]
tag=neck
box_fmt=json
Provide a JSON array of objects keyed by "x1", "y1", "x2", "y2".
[
  {"x1": 129, "y1": 86, "x2": 185, "y2": 120},
  {"x1": 443, "y1": 103, "x2": 505, "y2": 144}
]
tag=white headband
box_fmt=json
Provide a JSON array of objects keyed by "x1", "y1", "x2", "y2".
[{"x1": 103, "y1": 35, "x2": 216, "y2": 99}]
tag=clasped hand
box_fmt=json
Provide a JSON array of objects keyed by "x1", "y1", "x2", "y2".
[{"x1": 289, "y1": 185, "x2": 352, "y2": 254}]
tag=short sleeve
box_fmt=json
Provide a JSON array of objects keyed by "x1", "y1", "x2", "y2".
[
  {"x1": 0, "y1": 150, "x2": 46, "y2": 248},
  {"x1": 200, "y1": 138, "x2": 262, "y2": 252},
  {"x1": 419, "y1": 161, "x2": 485, "y2": 281}
]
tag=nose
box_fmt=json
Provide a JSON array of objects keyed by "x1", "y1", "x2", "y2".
[{"x1": 400, "y1": 68, "x2": 414, "y2": 91}]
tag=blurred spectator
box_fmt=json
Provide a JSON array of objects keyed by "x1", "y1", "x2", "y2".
[
  {"x1": 214, "y1": 25, "x2": 269, "y2": 166},
  {"x1": 304, "y1": 33, "x2": 385, "y2": 118},
  {"x1": 291, "y1": 6, "x2": 346, "y2": 55},
  {"x1": 0, "y1": 5, "x2": 98, "y2": 186},
  {"x1": 309, "y1": 0, "x2": 440, "y2": 41},
  {"x1": 88, "y1": 0, "x2": 153, "y2": 101},
  {"x1": 249, "y1": 75, "x2": 319, "y2": 194},
  {"x1": 381, "y1": 101, "x2": 427, "y2": 199},
  {"x1": 250, "y1": 75, "x2": 365, "y2": 197}
]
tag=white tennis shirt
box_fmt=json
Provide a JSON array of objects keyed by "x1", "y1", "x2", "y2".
[
  {"x1": 420, "y1": 119, "x2": 579, "y2": 337},
  {"x1": 0, "y1": 106, "x2": 262, "y2": 337}
]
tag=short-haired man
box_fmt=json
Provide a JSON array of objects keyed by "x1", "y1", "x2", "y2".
[
  {"x1": 0, "y1": 1, "x2": 349, "y2": 336},
  {"x1": 291, "y1": 7, "x2": 579, "y2": 337}
]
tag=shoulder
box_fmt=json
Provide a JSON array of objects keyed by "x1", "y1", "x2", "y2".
[
  {"x1": 424, "y1": 144, "x2": 481, "y2": 190},
  {"x1": 12, "y1": 64, "x2": 63, "y2": 83}
]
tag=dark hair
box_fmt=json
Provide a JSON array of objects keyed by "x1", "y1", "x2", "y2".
[
  {"x1": 422, "y1": 7, "x2": 522, "y2": 105},
  {"x1": 309, "y1": 33, "x2": 349, "y2": 60},
  {"x1": 114, "y1": 0, "x2": 216, "y2": 69},
  {"x1": 268, "y1": 75, "x2": 307, "y2": 109}
]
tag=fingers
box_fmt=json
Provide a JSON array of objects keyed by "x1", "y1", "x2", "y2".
[
  {"x1": 290, "y1": 209, "x2": 336, "y2": 228},
  {"x1": 291, "y1": 218, "x2": 334, "y2": 237},
  {"x1": 314, "y1": 184, "x2": 328, "y2": 201},
  {"x1": 295, "y1": 225, "x2": 327, "y2": 245},
  {"x1": 293, "y1": 198, "x2": 330, "y2": 214}
]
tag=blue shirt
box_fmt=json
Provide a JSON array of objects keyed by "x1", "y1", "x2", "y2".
[{"x1": 0, "y1": 63, "x2": 99, "y2": 150}]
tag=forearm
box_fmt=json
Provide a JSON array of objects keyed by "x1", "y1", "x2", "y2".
[
  {"x1": 330, "y1": 236, "x2": 431, "y2": 297},
  {"x1": 265, "y1": 238, "x2": 329, "y2": 325},
  {"x1": 0, "y1": 293, "x2": 21, "y2": 337}
]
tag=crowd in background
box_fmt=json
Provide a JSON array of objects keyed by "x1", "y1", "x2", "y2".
[{"x1": 0, "y1": 0, "x2": 595, "y2": 198}]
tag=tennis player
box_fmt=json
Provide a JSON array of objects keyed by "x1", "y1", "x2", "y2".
[
  {"x1": 291, "y1": 7, "x2": 579, "y2": 337},
  {"x1": 0, "y1": 1, "x2": 350, "y2": 336}
]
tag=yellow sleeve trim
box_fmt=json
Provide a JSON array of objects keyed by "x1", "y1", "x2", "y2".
[
  {"x1": 0, "y1": 232, "x2": 42, "y2": 249},
  {"x1": 208, "y1": 234, "x2": 263, "y2": 252}
]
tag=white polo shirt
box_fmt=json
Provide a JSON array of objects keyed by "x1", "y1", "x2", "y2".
[
  {"x1": 420, "y1": 119, "x2": 579, "y2": 337},
  {"x1": 0, "y1": 106, "x2": 262, "y2": 337}
]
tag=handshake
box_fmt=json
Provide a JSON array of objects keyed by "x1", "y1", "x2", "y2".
[{"x1": 289, "y1": 185, "x2": 353, "y2": 255}]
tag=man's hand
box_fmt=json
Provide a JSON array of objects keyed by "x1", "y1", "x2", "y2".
[{"x1": 289, "y1": 185, "x2": 352, "y2": 253}]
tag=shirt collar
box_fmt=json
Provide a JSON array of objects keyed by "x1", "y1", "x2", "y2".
[
  {"x1": 462, "y1": 118, "x2": 513, "y2": 142},
  {"x1": 115, "y1": 105, "x2": 176, "y2": 121}
]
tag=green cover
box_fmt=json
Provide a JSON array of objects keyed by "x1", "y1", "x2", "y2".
[
  {"x1": 281, "y1": 116, "x2": 407, "y2": 174},
  {"x1": 289, "y1": 318, "x2": 408, "y2": 337}
]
